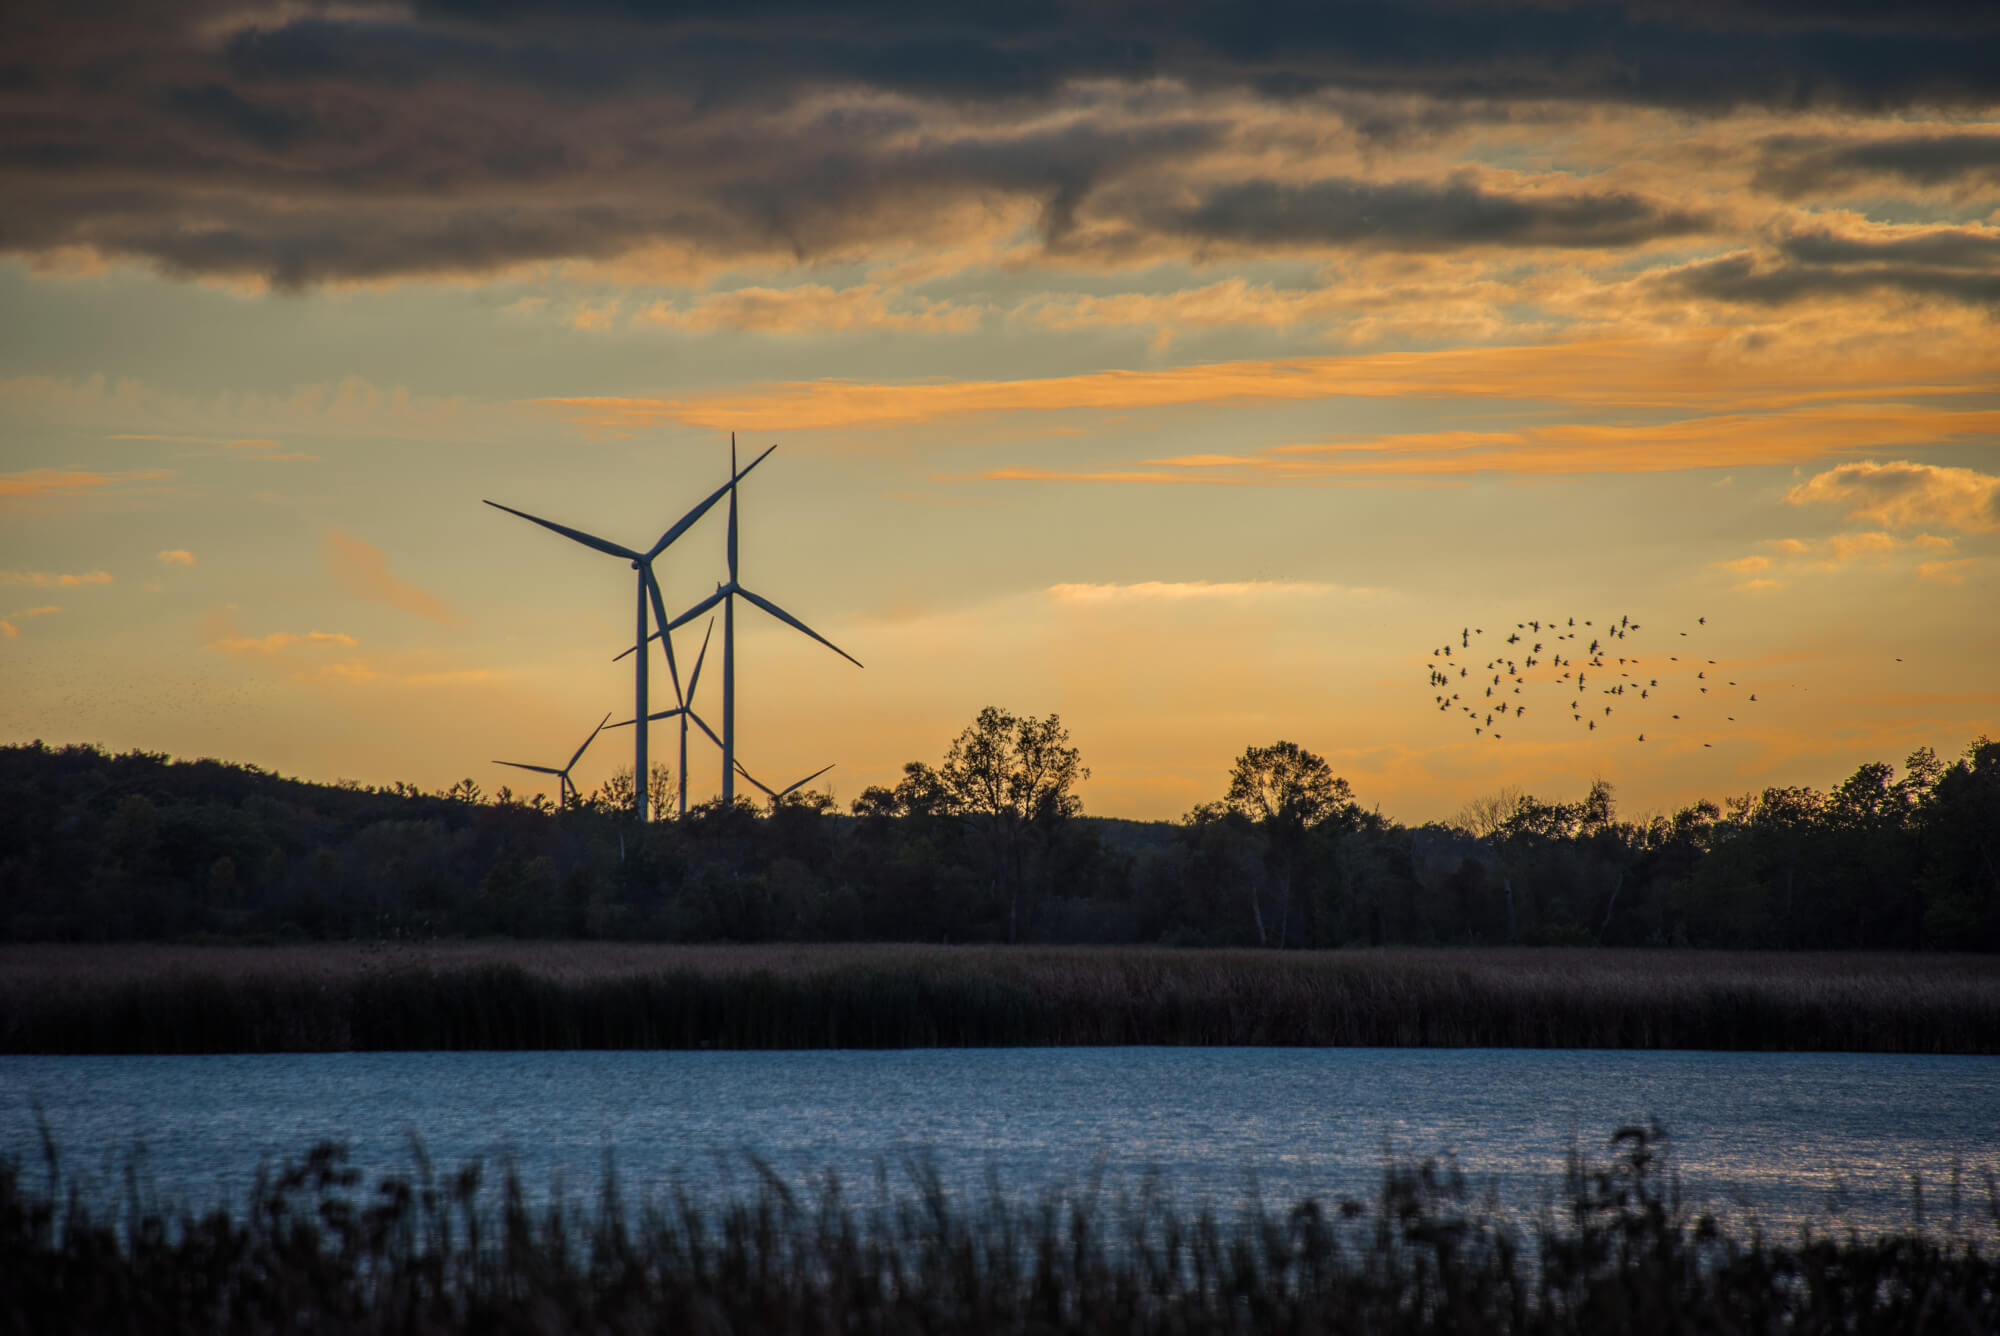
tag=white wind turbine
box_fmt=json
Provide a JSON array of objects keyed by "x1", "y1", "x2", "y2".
[
  {"x1": 625, "y1": 436, "x2": 861, "y2": 804},
  {"x1": 604, "y1": 618, "x2": 720, "y2": 818},
  {"x1": 485, "y1": 447, "x2": 773, "y2": 820},
  {"x1": 733, "y1": 758, "x2": 836, "y2": 808},
  {"x1": 492, "y1": 713, "x2": 611, "y2": 809}
]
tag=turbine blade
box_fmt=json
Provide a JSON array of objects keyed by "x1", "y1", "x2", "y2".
[
  {"x1": 643, "y1": 443, "x2": 777, "y2": 562},
  {"x1": 687, "y1": 618, "x2": 714, "y2": 702},
  {"x1": 644, "y1": 567, "x2": 684, "y2": 707},
  {"x1": 738, "y1": 587, "x2": 863, "y2": 667},
  {"x1": 727, "y1": 472, "x2": 739, "y2": 585},
  {"x1": 667, "y1": 586, "x2": 727, "y2": 632},
  {"x1": 779, "y1": 763, "x2": 835, "y2": 797},
  {"x1": 483, "y1": 500, "x2": 640, "y2": 561},
  {"x1": 566, "y1": 711, "x2": 613, "y2": 771},
  {"x1": 605, "y1": 708, "x2": 685, "y2": 729},
  {"x1": 687, "y1": 709, "x2": 724, "y2": 750},
  {"x1": 494, "y1": 761, "x2": 563, "y2": 776},
  {"x1": 732, "y1": 758, "x2": 776, "y2": 800}
]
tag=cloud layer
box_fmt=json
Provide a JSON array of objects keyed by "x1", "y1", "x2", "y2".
[{"x1": 4, "y1": 2, "x2": 1996, "y2": 294}]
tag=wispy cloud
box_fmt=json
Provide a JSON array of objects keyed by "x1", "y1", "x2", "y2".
[
  {"x1": 156, "y1": 549, "x2": 197, "y2": 566},
  {"x1": 1717, "y1": 529, "x2": 1968, "y2": 585},
  {"x1": 212, "y1": 629, "x2": 361, "y2": 656},
  {"x1": 1047, "y1": 580, "x2": 1372, "y2": 603},
  {"x1": 540, "y1": 335, "x2": 1998, "y2": 451},
  {"x1": 0, "y1": 570, "x2": 114, "y2": 587},
  {"x1": 0, "y1": 468, "x2": 171, "y2": 500},
  {"x1": 635, "y1": 285, "x2": 982, "y2": 335},
  {"x1": 325, "y1": 529, "x2": 457, "y2": 625},
  {"x1": 0, "y1": 605, "x2": 63, "y2": 639}
]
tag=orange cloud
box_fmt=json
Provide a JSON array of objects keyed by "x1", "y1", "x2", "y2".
[
  {"x1": 325, "y1": 529, "x2": 457, "y2": 624},
  {"x1": 1918, "y1": 559, "x2": 1979, "y2": 584},
  {"x1": 1716, "y1": 555, "x2": 1771, "y2": 573},
  {"x1": 1786, "y1": 460, "x2": 2000, "y2": 534},
  {"x1": 156, "y1": 549, "x2": 197, "y2": 566},
  {"x1": 538, "y1": 334, "x2": 1996, "y2": 463},
  {"x1": 0, "y1": 604, "x2": 62, "y2": 639},
  {"x1": 0, "y1": 468, "x2": 170, "y2": 499},
  {"x1": 0, "y1": 570, "x2": 113, "y2": 587},
  {"x1": 213, "y1": 629, "x2": 362, "y2": 656},
  {"x1": 983, "y1": 402, "x2": 2000, "y2": 484}
]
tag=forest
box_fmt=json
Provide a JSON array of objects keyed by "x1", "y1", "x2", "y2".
[{"x1": 2, "y1": 709, "x2": 1995, "y2": 951}]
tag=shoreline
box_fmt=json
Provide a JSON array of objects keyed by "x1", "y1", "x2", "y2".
[{"x1": 6, "y1": 944, "x2": 1998, "y2": 1055}]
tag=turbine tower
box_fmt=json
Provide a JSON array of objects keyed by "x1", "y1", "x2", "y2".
[
  {"x1": 492, "y1": 712, "x2": 612, "y2": 809},
  {"x1": 485, "y1": 448, "x2": 772, "y2": 819},
  {"x1": 604, "y1": 618, "x2": 720, "y2": 818},
  {"x1": 636, "y1": 436, "x2": 861, "y2": 803}
]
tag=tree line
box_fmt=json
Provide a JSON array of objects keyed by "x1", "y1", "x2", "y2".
[{"x1": 2, "y1": 712, "x2": 1995, "y2": 949}]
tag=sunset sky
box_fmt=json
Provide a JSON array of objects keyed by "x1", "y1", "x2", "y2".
[{"x1": 3, "y1": 1, "x2": 1997, "y2": 823}]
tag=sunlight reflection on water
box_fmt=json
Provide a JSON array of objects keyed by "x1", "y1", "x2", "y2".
[{"x1": 4, "y1": 1048, "x2": 1996, "y2": 1237}]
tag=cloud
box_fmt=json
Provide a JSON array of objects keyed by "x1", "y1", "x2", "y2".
[
  {"x1": 103, "y1": 432, "x2": 316, "y2": 461},
  {"x1": 1824, "y1": 531, "x2": 1902, "y2": 562},
  {"x1": 0, "y1": 604, "x2": 62, "y2": 639},
  {"x1": 5, "y1": 373, "x2": 513, "y2": 447},
  {"x1": 1753, "y1": 132, "x2": 2000, "y2": 198},
  {"x1": 1716, "y1": 555, "x2": 1770, "y2": 574},
  {"x1": 1137, "y1": 176, "x2": 1709, "y2": 253},
  {"x1": 156, "y1": 549, "x2": 197, "y2": 566},
  {"x1": 1786, "y1": 460, "x2": 2000, "y2": 534},
  {"x1": 1918, "y1": 558, "x2": 1979, "y2": 584},
  {"x1": 325, "y1": 529, "x2": 457, "y2": 624},
  {"x1": 1666, "y1": 223, "x2": 2000, "y2": 310},
  {"x1": 211, "y1": 628, "x2": 362, "y2": 656},
  {"x1": 6, "y1": 5, "x2": 1996, "y2": 288},
  {"x1": 634, "y1": 284, "x2": 983, "y2": 335},
  {"x1": 0, "y1": 468, "x2": 172, "y2": 499},
  {"x1": 1047, "y1": 579, "x2": 1369, "y2": 603},
  {"x1": 543, "y1": 334, "x2": 2000, "y2": 436},
  {"x1": 1719, "y1": 528, "x2": 1970, "y2": 584},
  {"x1": 0, "y1": 570, "x2": 114, "y2": 587}
]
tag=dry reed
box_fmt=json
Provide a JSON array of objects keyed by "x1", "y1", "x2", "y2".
[{"x1": 4, "y1": 945, "x2": 1997, "y2": 1054}]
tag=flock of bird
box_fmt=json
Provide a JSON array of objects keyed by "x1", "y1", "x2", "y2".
[{"x1": 1423, "y1": 613, "x2": 1757, "y2": 748}]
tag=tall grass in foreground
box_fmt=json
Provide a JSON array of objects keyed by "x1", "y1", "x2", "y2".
[
  {"x1": 5, "y1": 1127, "x2": 1997, "y2": 1334},
  {"x1": 5, "y1": 945, "x2": 1999, "y2": 1053}
]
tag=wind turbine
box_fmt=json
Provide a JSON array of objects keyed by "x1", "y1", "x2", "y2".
[
  {"x1": 627, "y1": 436, "x2": 862, "y2": 803},
  {"x1": 492, "y1": 713, "x2": 611, "y2": 809},
  {"x1": 604, "y1": 618, "x2": 720, "y2": 818},
  {"x1": 734, "y1": 758, "x2": 836, "y2": 809},
  {"x1": 485, "y1": 447, "x2": 773, "y2": 820}
]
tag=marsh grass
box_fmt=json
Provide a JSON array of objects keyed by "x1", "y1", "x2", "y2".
[
  {"x1": 4, "y1": 1126, "x2": 1997, "y2": 1334},
  {"x1": 4, "y1": 945, "x2": 1998, "y2": 1054}
]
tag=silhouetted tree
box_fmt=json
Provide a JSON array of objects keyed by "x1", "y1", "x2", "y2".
[
  {"x1": 1220, "y1": 741, "x2": 1354, "y2": 946},
  {"x1": 939, "y1": 706, "x2": 1089, "y2": 942}
]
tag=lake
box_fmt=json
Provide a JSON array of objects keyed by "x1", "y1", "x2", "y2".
[{"x1": 5, "y1": 1047, "x2": 1997, "y2": 1238}]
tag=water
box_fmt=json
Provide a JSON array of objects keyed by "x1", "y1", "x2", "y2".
[{"x1": 5, "y1": 1048, "x2": 1997, "y2": 1237}]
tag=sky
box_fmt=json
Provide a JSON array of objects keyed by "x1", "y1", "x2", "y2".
[{"x1": 3, "y1": 0, "x2": 1998, "y2": 825}]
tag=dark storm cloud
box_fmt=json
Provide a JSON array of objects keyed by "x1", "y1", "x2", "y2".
[
  {"x1": 1147, "y1": 177, "x2": 1707, "y2": 251},
  {"x1": 399, "y1": 0, "x2": 2000, "y2": 110},
  {"x1": 1752, "y1": 134, "x2": 2000, "y2": 198},
  {"x1": 1, "y1": 1, "x2": 1997, "y2": 286},
  {"x1": 1668, "y1": 227, "x2": 2000, "y2": 308},
  {"x1": 2, "y1": 113, "x2": 1229, "y2": 287}
]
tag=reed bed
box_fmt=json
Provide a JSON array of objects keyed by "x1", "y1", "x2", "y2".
[
  {"x1": 4, "y1": 945, "x2": 1998, "y2": 1054},
  {"x1": 4, "y1": 1125, "x2": 1997, "y2": 1334}
]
